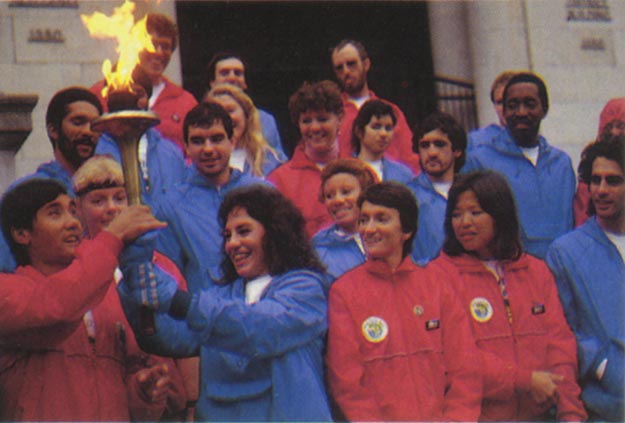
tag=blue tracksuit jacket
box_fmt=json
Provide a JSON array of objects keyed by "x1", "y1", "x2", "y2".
[
  {"x1": 312, "y1": 224, "x2": 366, "y2": 281},
  {"x1": 546, "y1": 217, "x2": 625, "y2": 421},
  {"x1": 120, "y1": 269, "x2": 332, "y2": 422},
  {"x1": 153, "y1": 166, "x2": 266, "y2": 293},
  {"x1": 462, "y1": 129, "x2": 575, "y2": 259},
  {"x1": 407, "y1": 172, "x2": 447, "y2": 265},
  {"x1": 95, "y1": 128, "x2": 186, "y2": 208}
]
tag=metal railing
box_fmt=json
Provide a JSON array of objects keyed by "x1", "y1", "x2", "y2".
[{"x1": 433, "y1": 75, "x2": 478, "y2": 132}]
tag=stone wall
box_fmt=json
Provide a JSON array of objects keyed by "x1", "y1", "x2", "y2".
[{"x1": 0, "y1": 0, "x2": 180, "y2": 192}]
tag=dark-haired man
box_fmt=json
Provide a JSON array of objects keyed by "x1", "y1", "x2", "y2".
[
  {"x1": 546, "y1": 139, "x2": 625, "y2": 422},
  {"x1": 407, "y1": 111, "x2": 467, "y2": 265},
  {"x1": 91, "y1": 13, "x2": 197, "y2": 150},
  {"x1": 463, "y1": 72, "x2": 575, "y2": 259},
  {"x1": 0, "y1": 86, "x2": 103, "y2": 273},
  {"x1": 0, "y1": 178, "x2": 174, "y2": 421},
  {"x1": 331, "y1": 39, "x2": 420, "y2": 172},
  {"x1": 153, "y1": 102, "x2": 265, "y2": 293},
  {"x1": 206, "y1": 51, "x2": 285, "y2": 157}
]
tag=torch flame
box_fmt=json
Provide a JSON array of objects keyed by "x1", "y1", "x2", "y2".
[{"x1": 81, "y1": 0, "x2": 154, "y2": 98}]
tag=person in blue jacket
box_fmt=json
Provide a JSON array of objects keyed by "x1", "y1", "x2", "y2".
[
  {"x1": 119, "y1": 184, "x2": 332, "y2": 422},
  {"x1": 351, "y1": 99, "x2": 414, "y2": 184},
  {"x1": 463, "y1": 72, "x2": 575, "y2": 259},
  {"x1": 546, "y1": 139, "x2": 625, "y2": 421},
  {"x1": 153, "y1": 102, "x2": 266, "y2": 293},
  {"x1": 467, "y1": 70, "x2": 517, "y2": 152},
  {"x1": 407, "y1": 111, "x2": 467, "y2": 265},
  {"x1": 0, "y1": 86, "x2": 103, "y2": 272},
  {"x1": 95, "y1": 68, "x2": 187, "y2": 208},
  {"x1": 312, "y1": 158, "x2": 375, "y2": 281}
]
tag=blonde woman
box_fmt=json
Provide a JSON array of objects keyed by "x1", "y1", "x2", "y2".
[{"x1": 204, "y1": 83, "x2": 285, "y2": 177}]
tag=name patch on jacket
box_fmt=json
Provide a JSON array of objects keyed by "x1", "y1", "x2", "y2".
[
  {"x1": 362, "y1": 316, "x2": 388, "y2": 343},
  {"x1": 532, "y1": 304, "x2": 545, "y2": 315},
  {"x1": 425, "y1": 319, "x2": 440, "y2": 331}
]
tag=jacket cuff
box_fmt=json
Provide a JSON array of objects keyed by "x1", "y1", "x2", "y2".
[
  {"x1": 514, "y1": 368, "x2": 533, "y2": 393},
  {"x1": 168, "y1": 290, "x2": 191, "y2": 320}
]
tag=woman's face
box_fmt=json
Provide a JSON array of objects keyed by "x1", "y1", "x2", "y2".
[
  {"x1": 212, "y1": 94, "x2": 246, "y2": 146},
  {"x1": 451, "y1": 190, "x2": 496, "y2": 259},
  {"x1": 322, "y1": 172, "x2": 362, "y2": 233},
  {"x1": 359, "y1": 114, "x2": 395, "y2": 158},
  {"x1": 298, "y1": 109, "x2": 341, "y2": 154},
  {"x1": 224, "y1": 206, "x2": 269, "y2": 280}
]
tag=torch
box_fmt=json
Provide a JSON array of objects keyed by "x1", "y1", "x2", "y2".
[
  {"x1": 92, "y1": 109, "x2": 160, "y2": 336},
  {"x1": 82, "y1": 0, "x2": 164, "y2": 335}
]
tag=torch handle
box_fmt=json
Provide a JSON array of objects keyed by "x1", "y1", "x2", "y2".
[{"x1": 139, "y1": 305, "x2": 156, "y2": 336}]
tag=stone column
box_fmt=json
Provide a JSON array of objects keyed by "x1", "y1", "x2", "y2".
[{"x1": 0, "y1": 94, "x2": 38, "y2": 194}]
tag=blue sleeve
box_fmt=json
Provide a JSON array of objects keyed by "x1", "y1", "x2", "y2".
[
  {"x1": 0, "y1": 231, "x2": 16, "y2": 273},
  {"x1": 259, "y1": 110, "x2": 286, "y2": 159},
  {"x1": 95, "y1": 133, "x2": 122, "y2": 162},
  {"x1": 545, "y1": 244, "x2": 603, "y2": 379},
  {"x1": 186, "y1": 271, "x2": 327, "y2": 359},
  {"x1": 154, "y1": 204, "x2": 186, "y2": 273},
  {"x1": 460, "y1": 151, "x2": 483, "y2": 173},
  {"x1": 117, "y1": 270, "x2": 201, "y2": 358}
]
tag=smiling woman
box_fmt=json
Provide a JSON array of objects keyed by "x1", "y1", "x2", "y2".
[
  {"x1": 267, "y1": 80, "x2": 344, "y2": 237},
  {"x1": 119, "y1": 184, "x2": 332, "y2": 422},
  {"x1": 432, "y1": 170, "x2": 587, "y2": 421}
]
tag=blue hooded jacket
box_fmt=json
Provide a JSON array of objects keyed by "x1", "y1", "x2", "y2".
[
  {"x1": 463, "y1": 128, "x2": 575, "y2": 258},
  {"x1": 546, "y1": 217, "x2": 625, "y2": 421}
]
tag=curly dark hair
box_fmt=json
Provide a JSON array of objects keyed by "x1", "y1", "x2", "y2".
[
  {"x1": 412, "y1": 111, "x2": 467, "y2": 172},
  {"x1": 1, "y1": 178, "x2": 68, "y2": 266},
  {"x1": 218, "y1": 184, "x2": 325, "y2": 282},
  {"x1": 318, "y1": 158, "x2": 377, "y2": 203},
  {"x1": 288, "y1": 80, "x2": 343, "y2": 127},
  {"x1": 443, "y1": 170, "x2": 523, "y2": 261},
  {"x1": 351, "y1": 99, "x2": 396, "y2": 154},
  {"x1": 45, "y1": 87, "x2": 102, "y2": 147},
  {"x1": 578, "y1": 135, "x2": 625, "y2": 217}
]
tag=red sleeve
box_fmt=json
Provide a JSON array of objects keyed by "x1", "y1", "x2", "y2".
[
  {"x1": 387, "y1": 104, "x2": 421, "y2": 174},
  {"x1": 0, "y1": 231, "x2": 122, "y2": 337},
  {"x1": 326, "y1": 284, "x2": 383, "y2": 421},
  {"x1": 538, "y1": 261, "x2": 587, "y2": 421}
]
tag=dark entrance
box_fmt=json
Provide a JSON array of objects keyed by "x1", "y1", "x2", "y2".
[{"x1": 176, "y1": 1, "x2": 435, "y2": 156}]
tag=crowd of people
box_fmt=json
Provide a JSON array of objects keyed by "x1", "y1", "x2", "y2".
[{"x1": 0, "y1": 11, "x2": 623, "y2": 423}]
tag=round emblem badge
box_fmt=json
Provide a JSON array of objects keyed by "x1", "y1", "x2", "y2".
[
  {"x1": 361, "y1": 316, "x2": 389, "y2": 343},
  {"x1": 470, "y1": 297, "x2": 493, "y2": 323}
]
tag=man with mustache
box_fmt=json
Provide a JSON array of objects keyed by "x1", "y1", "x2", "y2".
[
  {"x1": 331, "y1": 39, "x2": 420, "y2": 173},
  {"x1": 0, "y1": 86, "x2": 103, "y2": 273},
  {"x1": 407, "y1": 111, "x2": 467, "y2": 265},
  {"x1": 463, "y1": 72, "x2": 575, "y2": 259}
]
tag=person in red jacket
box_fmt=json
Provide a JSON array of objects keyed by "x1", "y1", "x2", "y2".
[
  {"x1": 432, "y1": 170, "x2": 586, "y2": 421},
  {"x1": 268, "y1": 80, "x2": 344, "y2": 237},
  {"x1": 326, "y1": 181, "x2": 482, "y2": 422},
  {"x1": 73, "y1": 154, "x2": 191, "y2": 420},
  {"x1": 330, "y1": 39, "x2": 420, "y2": 173},
  {"x1": 91, "y1": 13, "x2": 197, "y2": 151},
  {"x1": 0, "y1": 177, "x2": 177, "y2": 422}
]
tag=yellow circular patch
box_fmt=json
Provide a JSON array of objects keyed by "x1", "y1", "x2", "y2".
[
  {"x1": 470, "y1": 297, "x2": 493, "y2": 322},
  {"x1": 361, "y1": 316, "x2": 389, "y2": 343}
]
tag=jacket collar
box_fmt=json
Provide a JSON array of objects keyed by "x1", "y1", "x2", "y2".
[{"x1": 364, "y1": 256, "x2": 416, "y2": 279}]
